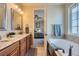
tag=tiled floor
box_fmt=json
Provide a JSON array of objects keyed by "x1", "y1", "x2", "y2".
[{"x1": 26, "y1": 38, "x2": 46, "y2": 56}]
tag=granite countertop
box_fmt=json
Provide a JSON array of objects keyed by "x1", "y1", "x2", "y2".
[{"x1": 0, "y1": 33, "x2": 30, "y2": 51}]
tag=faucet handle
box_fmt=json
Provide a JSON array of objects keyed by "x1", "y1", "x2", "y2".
[{"x1": 68, "y1": 45, "x2": 73, "y2": 56}]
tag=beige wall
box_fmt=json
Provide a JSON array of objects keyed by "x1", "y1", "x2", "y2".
[
  {"x1": 22, "y1": 6, "x2": 34, "y2": 33},
  {"x1": 47, "y1": 5, "x2": 65, "y2": 39}
]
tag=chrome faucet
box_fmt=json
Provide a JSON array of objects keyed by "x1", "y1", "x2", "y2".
[{"x1": 68, "y1": 45, "x2": 73, "y2": 56}]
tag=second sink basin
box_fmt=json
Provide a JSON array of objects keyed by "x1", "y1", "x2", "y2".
[
  {"x1": 0, "y1": 38, "x2": 12, "y2": 42},
  {"x1": 0, "y1": 40, "x2": 10, "y2": 42}
]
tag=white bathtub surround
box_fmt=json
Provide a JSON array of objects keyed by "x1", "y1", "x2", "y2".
[
  {"x1": 47, "y1": 39, "x2": 79, "y2": 56},
  {"x1": 65, "y1": 35, "x2": 79, "y2": 44}
]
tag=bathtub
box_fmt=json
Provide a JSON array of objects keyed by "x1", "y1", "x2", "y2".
[{"x1": 47, "y1": 39, "x2": 79, "y2": 56}]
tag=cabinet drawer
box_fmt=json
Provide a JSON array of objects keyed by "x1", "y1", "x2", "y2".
[
  {"x1": 0, "y1": 41, "x2": 19, "y2": 56},
  {"x1": 8, "y1": 47, "x2": 19, "y2": 56}
]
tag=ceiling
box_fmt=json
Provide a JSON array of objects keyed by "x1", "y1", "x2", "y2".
[{"x1": 18, "y1": 3, "x2": 65, "y2": 6}]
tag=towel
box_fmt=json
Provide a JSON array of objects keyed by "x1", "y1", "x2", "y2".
[{"x1": 53, "y1": 24, "x2": 61, "y2": 36}]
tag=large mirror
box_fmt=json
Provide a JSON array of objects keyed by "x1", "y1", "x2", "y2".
[
  {"x1": 11, "y1": 9, "x2": 23, "y2": 31},
  {"x1": 0, "y1": 3, "x2": 6, "y2": 31}
]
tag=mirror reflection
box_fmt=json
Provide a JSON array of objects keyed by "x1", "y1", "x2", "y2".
[
  {"x1": 11, "y1": 9, "x2": 23, "y2": 30},
  {"x1": 0, "y1": 3, "x2": 6, "y2": 31}
]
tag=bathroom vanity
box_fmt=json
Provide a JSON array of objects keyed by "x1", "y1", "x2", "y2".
[
  {"x1": 0, "y1": 4, "x2": 33, "y2": 56},
  {"x1": 0, "y1": 33, "x2": 33, "y2": 56}
]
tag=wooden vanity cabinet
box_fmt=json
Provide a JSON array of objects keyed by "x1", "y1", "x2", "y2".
[
  {"x1": 0, "y1": 34, "x2": 33, "y2": 56},
  {"x1": 19, "y1": 34, "x2": 33, "y2": 56},
  {"x1": 29, "y1": 34, "x2": 33, "y2": 48},
  {"x1": 26, "y1": 34, "x2": 33, "y2": 53},
  {"x1": 19, "y1": 37, "x2": 26, "y2": 56},
  {"x1": 26, "y1": 36, "x2": 30, "y2": 53},
  {"x1": 8, "y1": 47, "x2": 19, "y2": 56},
  {"x1": 19, "y1": 34, "x2": 33, "y2": 55},
  {"x1": 0, "y1": 41, "x2": 19, "y2": 56}
]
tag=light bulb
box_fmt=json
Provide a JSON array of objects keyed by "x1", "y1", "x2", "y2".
[
  {"x1": 18, "y1": 8, "x2": 21, "y2": 12},
  {"x1": 20, "y1": 11, "x2": 23, "y2": 14},
  {"x1": 15, "y1": 5, "x2": 18, "y2": 9}
]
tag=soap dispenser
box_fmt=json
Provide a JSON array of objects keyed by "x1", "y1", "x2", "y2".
[{"x1": 25, "y1": 24, "x2": 29, "y2": 34}]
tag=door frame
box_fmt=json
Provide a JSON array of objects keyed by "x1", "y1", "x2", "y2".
[{"x1": 33, "y1": 7, "x2": 47, "y2": 55}]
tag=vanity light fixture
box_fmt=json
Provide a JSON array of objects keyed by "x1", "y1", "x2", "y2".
[
  {"x1": 18, "y1": 8, "x2": 21, "y2": 12},
  {"x1": 15, "y1": 5, "x2": 18, "y2": 9},
  {"x1": 20, "y1": 11, "x2": 24, "y2": 14},
  {"x1": 15, "y1": 5, "x2": 23, "y2": 14}
]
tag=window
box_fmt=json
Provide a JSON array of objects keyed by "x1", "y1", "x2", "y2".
[{"x1": 70, "y1": 3, "x2": 79, "y2": 34}]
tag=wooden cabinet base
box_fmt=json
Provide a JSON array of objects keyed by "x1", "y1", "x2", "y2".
[
  {"x1": 8, "y1": 47, "x2": 19, "y2": 56},
  {"x1": 0, "y1": 42, "x2": 19, "y2": 56},
  {"x1": 19, "y1": 37, "x2": 26, "y2": 56},
  {"x1": 0, "y1": 34, "x2": 33, "y2": 56}
]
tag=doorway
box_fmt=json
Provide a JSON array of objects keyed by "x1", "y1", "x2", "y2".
[{"x1": 33, "y1": 9, "x2": 44, "y2": 47}]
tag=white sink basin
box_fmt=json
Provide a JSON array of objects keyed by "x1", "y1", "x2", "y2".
[
  {"x1": 0, "y1": 39, "x2": 11, "y2": 42},
  {"x1": 0, "y1": 37, "x2": 12, "y2": 42}
]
